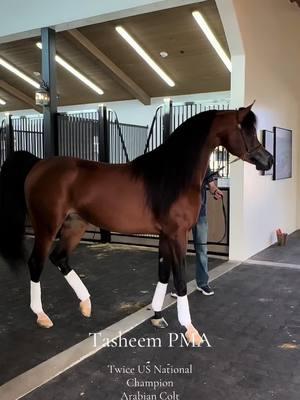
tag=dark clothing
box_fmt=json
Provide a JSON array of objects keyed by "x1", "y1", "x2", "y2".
[{"x1": 199, "y1": 167, "x2": 215, "y2": 217}]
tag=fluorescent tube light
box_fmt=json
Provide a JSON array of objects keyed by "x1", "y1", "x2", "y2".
[
  {"x1": 0, "y1": 57, "x2": 40, "y2": 88},
  {"x1": 0, "y1": 98, "x2": 6, "y2": 105},
  {"x1": 192, "y1": 11, "x2": 232, "y2": 72},
  {"x1": 36, "y1": 42, "x2": 104, "y2": 95},
  {"x1": 115, "y1": 26, "x2": 175, "y2": 87}
]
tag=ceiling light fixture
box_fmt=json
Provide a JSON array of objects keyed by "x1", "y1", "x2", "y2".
[
  {"x1": 0, "y1": 98, "x2": 6, "y2": 105},
  {"x1": 0, "y1": 57, "x2": 40, "y2": 88},
  {"x1": 192, "y1": 11, "x2": 232, "y2": 72},
  {"x1": 36, "y1": 42, "x2": 104, "y2": 95},
  {"x1": 115, "y1": 26, "x2": 175, "y2": 87},
  {"x1": 159, "y1": 51, "x2": 169, "y2": 58}
]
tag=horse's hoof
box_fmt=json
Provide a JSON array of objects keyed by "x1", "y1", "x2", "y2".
[
  {"x1": 151, "y1": 317, "x2": 168, "y2": 329},
  {"x1": 37, "y1": 313, "x2": 53, "y2": 329},
  {"x1": 185, "y1": 326, "x2": 203, "y2": 346},
  {"x1": 80, "y1": 298, "x2": 91, "y2": 318}
]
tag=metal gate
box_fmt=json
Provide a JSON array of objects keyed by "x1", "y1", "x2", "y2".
[
  {"x1": 56, "y1": 109, "x2": 148, "y2": 164},
  {"x1": 1, "y1": 110, "x2": 148, "y2": 166},
  {"x1": 0, "y1": 116, "x2": 44, "y2": 165},
  {"x1": 0, "y1": 119, "x2": 8, "y2": 166},
  {"x1": 13, "y1": 116, "x2": 44, "y2": 158}
]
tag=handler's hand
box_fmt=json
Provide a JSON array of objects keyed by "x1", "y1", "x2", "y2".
[{"x1": 212, "y1": 188, "x2": 223, "y2": 200}]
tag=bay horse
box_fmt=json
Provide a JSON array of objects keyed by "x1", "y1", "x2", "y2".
[{"x1": 0, "y1": 104, "x2": 272, "y2": 345}]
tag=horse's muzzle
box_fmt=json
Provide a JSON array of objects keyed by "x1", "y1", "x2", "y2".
[
  {"x1": 255, "y1": 154, "x2": 273, "y2": 171},
  {"x1": 248, "y1": 148, "x2": 274, "y2": 171}
]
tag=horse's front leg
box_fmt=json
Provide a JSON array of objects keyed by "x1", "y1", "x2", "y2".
[
  {"x1": 173, "y1": 259, "x2": 203, "y2": 346},
  {"x1": 170, "y1": 231, "x2": 203, "y2": 346},
  {"x1": 151, "y1": 233, "x2": 171, "y2": 328}
]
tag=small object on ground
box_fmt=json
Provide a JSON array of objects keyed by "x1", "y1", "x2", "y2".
[{"x1": 276, "y1": 229, "x2": 288, "y2": 246}]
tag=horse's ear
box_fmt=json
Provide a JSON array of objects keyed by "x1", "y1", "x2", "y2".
[{"x1": 238, "y1": 101, "x2": 255, "y2": 122}]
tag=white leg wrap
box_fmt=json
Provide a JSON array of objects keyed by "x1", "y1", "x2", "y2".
[
  {"x1": 30, "y1": 281, "x2": 44, "y2": 314},
  {"x1": 65, "y1": 270, "x2": 90, "y2": 301},
  {"x1": 177, "y1": 295, "x2": 192, "y2": 328},
  {"x1": 151, "y1": 282, "x2": 168, "y2": 312}
]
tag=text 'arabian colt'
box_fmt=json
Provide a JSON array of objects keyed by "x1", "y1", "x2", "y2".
[{"x1": 0, "y1": 104, "x2": 272, "y2": 345}]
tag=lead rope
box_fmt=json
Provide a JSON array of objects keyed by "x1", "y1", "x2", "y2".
[
  {"x1": 194, "y1": 196, "x2": 227, "y2": 246},
  {"x1": 216, "y1": 195, "x2": 227, "y2": 244},
  {"x1": 194, "y1": 156, "x2": 241, "y2": 246}
]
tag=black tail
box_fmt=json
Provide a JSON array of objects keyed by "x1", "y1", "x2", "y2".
[{"x1": 0, "y1": 151, "x2": 40, "y2": 266}]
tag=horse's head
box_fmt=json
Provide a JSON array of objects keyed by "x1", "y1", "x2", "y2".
[{"x1": 216, "y1": 104, "x2": 273, "y2": 171}]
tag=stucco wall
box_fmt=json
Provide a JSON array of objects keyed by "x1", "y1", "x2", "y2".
[{"x1": 218, "y1": 0, "x2": 300, "y2": 259}]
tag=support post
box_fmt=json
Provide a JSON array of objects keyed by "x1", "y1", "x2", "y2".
[
  {"x1": 98, "y1": 104, "x2": 111, "y2": 243},
  {"x1": 162, "y1": 99, "x2": 173, "y2": 142},
  {"x1": 98, "y1": 105, "x2": 110, "y2": 163},
  {"x1": 5, "y1": 114, "x2": 14, "y2": 160},
  {"x1": 41, "y1": 27, "x2": 58, "y2": 157}
]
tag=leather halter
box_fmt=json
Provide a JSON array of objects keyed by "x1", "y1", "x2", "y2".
[{"x1": 236, "y1": 111, "x2": 263, "y2": 160}]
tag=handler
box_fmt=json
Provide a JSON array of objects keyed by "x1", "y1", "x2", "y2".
[
  {"x1": 193, "y1": 167, "x2": 223, "y2": 295},
  {"x1": 172, "y1": 167, "x2": 223, "y2": 297}
]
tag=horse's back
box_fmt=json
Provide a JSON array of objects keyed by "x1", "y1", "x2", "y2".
[
  {"x1": 25, "y1": 156, "x2": 158, "y2": 234},
  {"x1": 25, "y1": 156, "x2": 130, "y2": 207}
]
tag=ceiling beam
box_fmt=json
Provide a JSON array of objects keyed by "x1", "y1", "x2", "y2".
[
  {"x1": 0, "y1": 80, "x2": 42, "y2": 113},
  {"x1": 66, "y1": 29, "x2": 151, "y2": 105}
]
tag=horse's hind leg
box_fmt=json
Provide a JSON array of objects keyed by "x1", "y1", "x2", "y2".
[
  {"x1": 29, "y1": 234, "x2": 55, "y2": 328},
  {"x1": 151, "y1": 232, "x2": 171, "y2": 328},
  {"x1": 49, "y1": 214, "x2": 91, "y2": 317}
]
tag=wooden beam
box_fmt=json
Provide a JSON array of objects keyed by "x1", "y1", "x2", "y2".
[
  {"x1": 0, "y1": 80, "x2": 42, "y2": 113},
  {"x1": 67, "y1": 29, "x2": 151, "y2": 105}
]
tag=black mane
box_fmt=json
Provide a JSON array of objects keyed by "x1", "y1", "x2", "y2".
[
  {"x1": 240, "y1": 109, "x2": 257, "y2": 131},
  {"x1": 131, "y1": 110, "x2": 217, "y2": 218}
]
